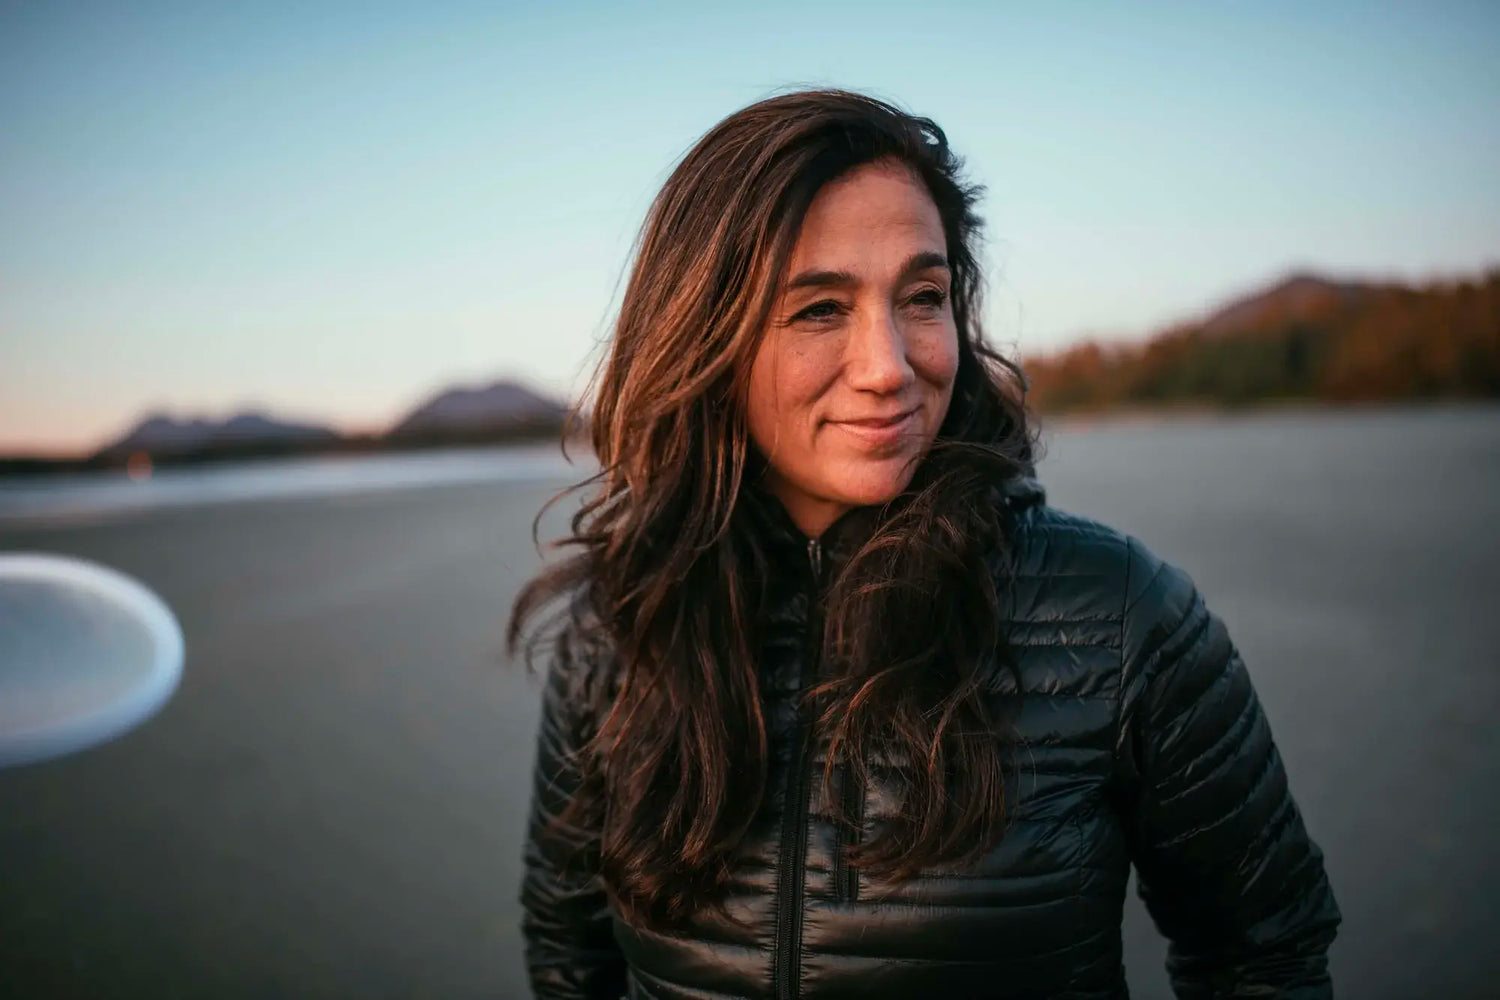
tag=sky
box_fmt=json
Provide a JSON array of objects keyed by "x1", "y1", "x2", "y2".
[{"x1": 2, "y1": 1, "x2": 1497, "y2": 456}]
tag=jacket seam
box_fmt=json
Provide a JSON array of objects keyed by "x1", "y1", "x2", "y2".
[
  {"x1": 1066, "y1": 809, "x2": 1088, "y2": 994},
  {"x1": 631, "y1": 964, "x2": 747, "y2": 1000},
  {"x1": 1112, "y1": 536, "x2": 1133, "y2": 773},
  {"x1": 810, "y1": 939, "x2": 1091, "y2": 965}
]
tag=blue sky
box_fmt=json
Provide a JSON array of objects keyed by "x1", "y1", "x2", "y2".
[{"x1": 2, "y1": 1, "x2": 1497, "y2": 455}]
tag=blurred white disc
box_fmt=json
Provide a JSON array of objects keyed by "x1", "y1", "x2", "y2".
[{"x1": 0, "y1": 553, "x2": 184, "y2": 767}]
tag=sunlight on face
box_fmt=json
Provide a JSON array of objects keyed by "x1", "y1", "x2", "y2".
[{"x1": 746, "y1": 158, "x2": 960, "y2": 538}]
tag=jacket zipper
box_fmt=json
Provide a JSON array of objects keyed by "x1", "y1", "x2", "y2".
[
  {"x1": 773, "y1": 535, "x2": 822, "y2": 1000},
  {"x1": 831, "y1": 761, "x2": 861, "y2": 902}
]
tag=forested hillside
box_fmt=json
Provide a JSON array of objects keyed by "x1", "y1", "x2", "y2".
[{"x1": 1022, "y1": 269, "x2": 1500, "y2": 413}]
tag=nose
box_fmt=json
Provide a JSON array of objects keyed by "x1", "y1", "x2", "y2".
[{"x1": 844, "y1": 306, "x2": 914, "y2": 395}]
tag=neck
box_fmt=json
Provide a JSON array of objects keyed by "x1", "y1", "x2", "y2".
[{"x1": 762, "y1": 476, "x2": 850, "y2": 539}]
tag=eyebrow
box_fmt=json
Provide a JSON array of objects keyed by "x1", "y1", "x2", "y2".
[{"x1": 784, "y1": 250, "x2": 950, "y2": 293}]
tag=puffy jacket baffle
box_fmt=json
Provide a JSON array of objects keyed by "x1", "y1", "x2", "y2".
[{"x1": 520, "y1": 475, "x2": 1341, "y2": 1000}]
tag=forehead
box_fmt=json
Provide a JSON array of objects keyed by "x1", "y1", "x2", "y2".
[{"x1": 786, "y1": 159, "x2": 946, "y2": 270}]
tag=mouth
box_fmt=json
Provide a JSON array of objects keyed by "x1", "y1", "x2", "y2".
[{"x1": 829, "y1": 405, "x2": 920, "y2": 447}]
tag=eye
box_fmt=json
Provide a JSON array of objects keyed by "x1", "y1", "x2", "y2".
[
  {"x1": 906, "y1": 288, "x2": 948, "y2": 312},
  {"x1": 791, "y1": 299, "x2": 844, "y2": 323}
]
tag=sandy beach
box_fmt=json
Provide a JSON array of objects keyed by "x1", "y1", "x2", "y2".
[{"x1": 2, "y1": 404, "x2": 1497, "y2": 999}]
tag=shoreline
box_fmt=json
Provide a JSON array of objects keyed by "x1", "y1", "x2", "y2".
[{"x1": 1034, "y1": 395, "x2": 1500, "y2": 431}]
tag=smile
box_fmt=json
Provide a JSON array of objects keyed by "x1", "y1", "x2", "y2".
[{"x1": 829, "y1": 407, "x2": 919, "y2": 447}]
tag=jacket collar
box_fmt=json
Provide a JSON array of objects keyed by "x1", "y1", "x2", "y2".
[
  {"x1": 738, "y1": 477, "x2": 877, "y2": 575},
  {"x1": 737, "y1": 471, "x2": 1047, "y2": 579},
  {"x1": 998, "y1": 472, "x2": 1047, "y2": 511}
]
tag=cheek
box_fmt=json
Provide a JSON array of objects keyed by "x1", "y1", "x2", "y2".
[
  {"x1": 913, "y1": 321, "x2": 961, "y2": 386},
  {"x1": 745, "y1": 337, "x2": 808, "y2": 455},
  {"x1": 746, "y1": 337, "x2": 830, "y2": 452}
]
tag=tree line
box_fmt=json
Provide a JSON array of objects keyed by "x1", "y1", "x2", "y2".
[{"x1": 1020, "y1": 269, "x2": 1500, "y2": 413}]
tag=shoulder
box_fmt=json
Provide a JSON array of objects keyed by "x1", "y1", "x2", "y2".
[
  {"x1": 1000, "y1": 491, "x2": 1171, "y2": 616},
  {"x1": 1006, "y1": 501, "x2": 1133, "y2": 585},
  {"x1": 997, "y1": 483, "x2": 1205, "y2": 670},
  {"x1": 534, "y1": 578, "x2": 621, "y2": 733},
  {"x1": 997, "y1": 485, "x2": 1225, "y2": 745}
]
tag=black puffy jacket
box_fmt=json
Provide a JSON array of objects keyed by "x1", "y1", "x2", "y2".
[{"x1": 520, "y1": 476, "x2": 1341, "y2": 999}]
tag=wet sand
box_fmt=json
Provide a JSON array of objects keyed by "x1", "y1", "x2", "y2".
[{"x1": 2, "y1": 404, "x2": 1497, "y2": 999}]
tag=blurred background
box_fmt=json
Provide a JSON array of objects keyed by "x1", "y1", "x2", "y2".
[{"x1": 1, "y1": 2, "x2": 1497, "y2": 997}]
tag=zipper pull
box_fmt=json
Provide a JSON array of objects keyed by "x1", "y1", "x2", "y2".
[{"x1": 807, "y1": 536, "x2": 823, "y2": 581}]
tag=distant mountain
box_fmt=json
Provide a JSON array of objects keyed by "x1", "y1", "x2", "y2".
[
  {"x1": 3, "y1": 374, "x2": 574, "y2": 475},
  {"x1": 1198, "y1": 272, "x2": 1372, "y2": 339},
  {"x1": 387, "y1": 379, "x2": 568, "y2": 443},
  {"x1": 93, "y1": 410, "x2": 340, "y2": 461},
  {"x1": 1023, "y1": 267, "x2": 1500, "y2": 412}
]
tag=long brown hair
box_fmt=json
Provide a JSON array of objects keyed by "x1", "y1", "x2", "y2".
[{"x1": 508, "y1": 89, "x2": 1037, "y2": 931}]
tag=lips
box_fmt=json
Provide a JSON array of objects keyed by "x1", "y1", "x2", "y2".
[
  {"x1": 835, "y1": 405, "x2": 919, "y2": 428},
  {"x1": 829, "y1": 405, "x2": 920, "y2": 447}
]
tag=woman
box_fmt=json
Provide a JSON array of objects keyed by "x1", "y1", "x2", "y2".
[{"x1": 509, "y1": 89, "x2": 1340, "y2": 1000}]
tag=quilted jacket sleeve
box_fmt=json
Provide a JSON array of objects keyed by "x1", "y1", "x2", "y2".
[
  {"x1": 1117, "y1": 536, "x2": 1341, "y2": 999},
  {"x1": 519, "y1": 628, "x2": 628, "y2": 1000}
]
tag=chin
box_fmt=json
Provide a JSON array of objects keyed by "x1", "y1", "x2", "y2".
[{"x1": 828, "y1": 455, "x2": 922, "y2": 507}]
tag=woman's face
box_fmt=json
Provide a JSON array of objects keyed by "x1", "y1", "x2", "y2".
[{"x1": 746, "y1": 158, "x2": 960, "y2": 538}]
